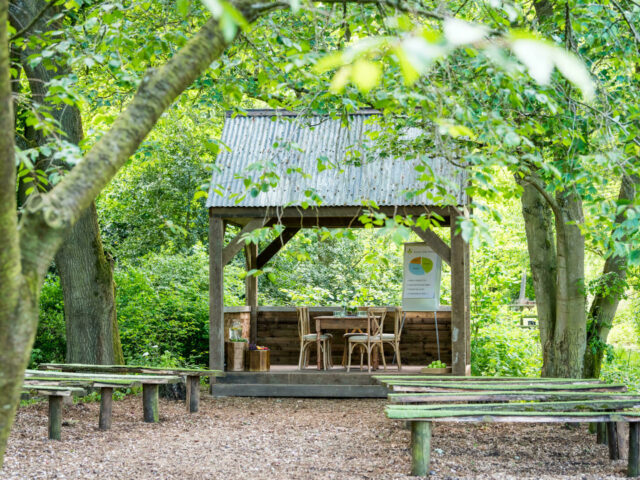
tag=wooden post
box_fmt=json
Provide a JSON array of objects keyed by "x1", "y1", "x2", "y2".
[
  {"x1": 608, "y1": 422, "x2": 621, "y2": 460},
  {"x1": 450, "y1": 209, "x2": 470, "y2": 376},
  {"x1": 245, "y1": 242, "x2": 258, "y2": 345},
  {"x1": 99, "y1": 387, "x2": 113, "y2": 430},
  {"x1": 629, "y1": 422, "x2": 639, "y2": 477},
  {"x1": 209, "y1": 214, "x2": 225, "y2": 373},
  {"x1": 185, "y1": 376, "x2": 200, "y2": 413},
  {"x1": 142, "y1": 384, "x2": 159, "y2": 423},
  {"x1": 48, "y1": 395, "x2": 63, "y2": 440},
  {"x1": 597, "y1": 422, "x2": 608, "y2": 444},
  {"x1": 411, "y1": 421, "x2": 432, "y2": 476}
]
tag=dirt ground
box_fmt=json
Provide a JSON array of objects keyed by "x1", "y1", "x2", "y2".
[{"x1": 0, "y1": 395, "x2": 629, "y2": 479}]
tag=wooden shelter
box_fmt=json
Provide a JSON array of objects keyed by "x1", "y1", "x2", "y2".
[{"x1": 207, "y1": 110, "x2": 471, "y2": 375}]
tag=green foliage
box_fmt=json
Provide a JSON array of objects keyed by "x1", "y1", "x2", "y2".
[
  {"x1": 471, "y1": 313, "x2": 542, "y2": 377},
  {"x1": 31, "y1": 275, "x2": 66, "y2": 367},
  {"x1": 600, "y1": 347, "x2": 640, "y2": 393},
  {"x1": 115, "y1": 244, "x2": 244, "y2": 366}
]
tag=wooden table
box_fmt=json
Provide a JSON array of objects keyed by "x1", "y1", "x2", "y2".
[{"x1": 315, "y1": 315, "x2": 378, "y2": 370}]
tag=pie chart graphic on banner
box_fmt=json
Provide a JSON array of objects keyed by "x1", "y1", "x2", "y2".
[{"x1": 408, "y1": 256, "x2": 434, "y2": 275}]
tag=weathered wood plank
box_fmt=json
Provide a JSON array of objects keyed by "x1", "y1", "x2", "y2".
[
  {"x1": 26, "y1": 370, "x2": 181, "y2": 384},
  {"x1": 22, "y1": 384, "x2": 85, "y2": 396},
  {"x1": 411, "y1": 226, "x2": 451, "y2": 266},
  {"x1": 389, "y1": 382, "x2": 627, "y2": 393},
  {"x1": 388, "y1": 400, "x2": 640, "y2": 412},
  {"x1": 38, "y1": 363, "x2": 223, "y2": 377},
  {"x1": 389, "y1": 392, "x2": 640, "y2": 403},
  {"x1": 411, "y1": 421, "x2": 432, "y2": 476},
  {"x1": 376, "y1": 375, "x2": 602, "y2": 383},
  {"x1": 386, "y1": 409, "x2": 640, "y2": 422}
]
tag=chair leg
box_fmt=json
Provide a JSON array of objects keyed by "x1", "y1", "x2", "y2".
[
  {"x1": 396, "y1": 343, "x2": 402, "y2": 371},
  {"x1": 298, "y1": 342, "x2": 305, "y2": 370},
  {"x1": 366, "y1": 346, "x2": 372, "y2": 373},
  {"x1": 347, "y1": 342, "x2": 353, "y2": 372},
  {"x1": 327, "y1": 340, "x2": 333, "y2": 369},
  {"x1": 379, "y1": 342, "x2": 387, "y2": 370},
  {"x1": 360, "y1": 347, "x2": 364, "y2": 370}
]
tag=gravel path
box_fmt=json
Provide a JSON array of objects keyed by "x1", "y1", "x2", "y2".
[{"x1": 1, "y1": 394, "x2": 628, "y2": 479}]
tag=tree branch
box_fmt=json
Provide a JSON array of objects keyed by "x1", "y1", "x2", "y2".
[
  {"x1": 610, "y1": 0, "x2": 640, "y2": 48},
  {"x1": 8, "y1": 0, "x2": 55, "y2": 42}
]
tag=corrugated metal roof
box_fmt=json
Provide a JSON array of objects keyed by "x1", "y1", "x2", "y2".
[{"x1": 206, "y1": 111, "x2": 468, "y2": 209}]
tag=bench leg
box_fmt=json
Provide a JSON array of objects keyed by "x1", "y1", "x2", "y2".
[
  {"x1": 185, "y1": 376, "x2": 200, "y2": 413},
  {"x1": 142, "y1": 384, "x2": 159, "y2": 423},
  {"x1": 597, "y1": 422, "x2": 608, "y2": 445},
  {"x1": 629, "y1": 423, "x2": 639, "y2": 477},
  {"x1": 99, "y1": 387, "x2": 113, "y2": 430},
  {"x1": 608, "y1": 422, "x2": 621, "y2": 460},
  {"x1": 48, "y1": 395, "x2": 63, "y2": 440},
  {"x1": 411, "y1": 421, "x2": 432, "y2": 476}
]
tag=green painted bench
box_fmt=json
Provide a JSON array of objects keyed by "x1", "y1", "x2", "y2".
[
  {"x1": 21, "y1": 385, "x2": 86, "y2": 440},
  {"x1": 25, "y1": 369, "x2": 182, "y2": 427},
  {"x1": 386, "y1": 405, "x2": 640, "y2": 477},
  {"x1": 38, "y1": 363, "x2": 224, "y2": 414}
]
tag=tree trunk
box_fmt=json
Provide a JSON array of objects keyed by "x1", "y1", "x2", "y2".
[
  {"x1": 552, "y1": 190, "x2": 586, "y2": 378},
  {"x1": 11, "y1": 0, "x2": 123, "y2": 365},
  {"x1": 56, "y1": 204, "x2": 124, "y2": 365},
  {"x1": 518, "y1": 176, "x2": 557, "y2": 376},
  {"x1": 583, "y1": 174, "x2": 639, "y2": 378},
  {"x1": 519, "y1": 176, "x2": 586, "y2": 378}
]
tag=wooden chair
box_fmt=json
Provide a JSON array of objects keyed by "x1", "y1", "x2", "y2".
[
  {"x1": 346, "y1": 307, "x2": 387, "y2": 372},
  {"x1": 297, "y1": 307, "x2": 333, "y2": 369},
  {"x1": 381, "y1": 307, "x2": 404, "y2": 370}
]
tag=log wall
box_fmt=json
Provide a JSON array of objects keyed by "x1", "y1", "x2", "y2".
[{"x1": 233, "y1": 308, "x2": 452, "y2": 366}]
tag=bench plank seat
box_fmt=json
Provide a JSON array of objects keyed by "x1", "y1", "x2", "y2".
[
  {"x1": 387, "y1": 399, "x2": 640, "y2": 412},
  {"x1": 389, "y1": 391, "x2": 640, "y2": 403},
  {"x1": 39, "y1": 363, "x2": 224, "y2": 377},
  {"x1": 26, "y1": 369, "x2": 182, "y2": 384},
  {"x1": 388, "y1": 382, "x2": 627, "y2": 393},
  {"x1": 375, "y1": 375, "x2": 602, "y2": 384}
]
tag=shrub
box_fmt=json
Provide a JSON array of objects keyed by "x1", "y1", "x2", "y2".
[{"x1": 31, "y1": 275, "x2": 66, "y2": 367}]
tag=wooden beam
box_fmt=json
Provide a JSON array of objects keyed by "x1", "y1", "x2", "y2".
[
  {"x1": 222, "y1": 218, "x2": 267, "y2": 266},
  {"x1": 411, "y1": 226, "x2": 451, "y2": 266},
  {"x1": 629, "y1": 422, "x2": 639, "y2": 477},
  {"x1": 210, "y1": 205, "x2": 452, "y2": 221},
  {"x1": 256, "y1": 227, "x2": 300, "y2": 269},
  {"x1": 209, "y1": 215, "x2": 225, "y2": 372},
  {"x1": 450, "y1": 208, "x2": 470, "y2": 376},
  {"x1": 245, "y1": 242, "x2": 258, "y2": 344}
]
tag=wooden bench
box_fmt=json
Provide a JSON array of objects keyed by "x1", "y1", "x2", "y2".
[
  {"x1": 376, "y1": 376, "x2": 640, "y2": 477},
  {"x1": 25, "y1": 370, "x2": 182, "y2": 427},
  {"x1": 38, "y1": 363, "x2": 224, "y2": 414},
  {"x1": 21, "y1": 385, "x2": 86, "y2": 440},
  {"x1": 386, "y1": 405, "x2": 640, "y2": 477}
]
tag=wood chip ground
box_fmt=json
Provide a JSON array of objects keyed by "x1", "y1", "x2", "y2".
[{"x1": 1, "y1": 394, "x2": 629, "y2": 479}]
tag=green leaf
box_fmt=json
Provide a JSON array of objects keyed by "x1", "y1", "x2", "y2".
[
  {"x1": 350, "y1": 59, "x2": 381, "y2": 93},
  {"x1": 177, "y1": 0, "x2": 189, "y2": 16}
]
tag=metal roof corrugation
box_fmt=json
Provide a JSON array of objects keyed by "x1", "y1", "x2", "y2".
[{"x1": 206, "y1": 112, "x2": 467, "y2": 208}]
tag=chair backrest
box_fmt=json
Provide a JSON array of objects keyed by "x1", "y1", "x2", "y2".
[
  {"x1": 367, "y1": 307, "x2": 387, "y2": 338},
  {"x1": 296, "y1": 307, "x2": 310, "y2": 339},
  {"x1": 394, "y1": 306, "x2": 404, "y2": 340}
]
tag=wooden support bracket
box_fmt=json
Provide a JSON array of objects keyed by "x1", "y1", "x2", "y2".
[
  {"x1": 222, "y1": 218, "x2": 268, "y2": 267},
  {"x1": 256, "y1": 227, "x2": 300, "y2": 269},
  {"x1": 410, "y1": 226, "x2": 451, "y2": 266}
]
